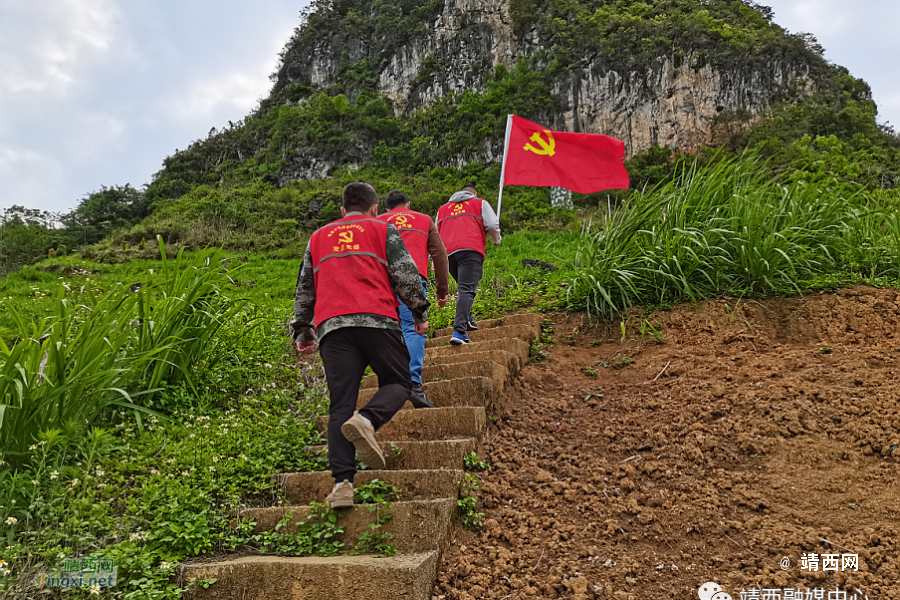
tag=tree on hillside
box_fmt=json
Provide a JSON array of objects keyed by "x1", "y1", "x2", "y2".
[
  {"x1": 62, "y1": 184, "x2": 150, "y2": 247},
  {"x1": 0, "y1": 206, "x2": 62, "y2": 276}
]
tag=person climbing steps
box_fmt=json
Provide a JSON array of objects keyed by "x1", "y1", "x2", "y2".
[
  {"x1": 378, "y1": 190, "x2": 450, "y2": 408},
  {"x1": 291, "y1": 182, "x2": 430, "y2": 508},
  {"x1": 436, "y1": 184, "x2": 501, "y2": 345}
]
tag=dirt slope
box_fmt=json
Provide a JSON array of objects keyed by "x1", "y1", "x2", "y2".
[{"x1": 436, "y1": 287, "x2": 900, "y2": 600}]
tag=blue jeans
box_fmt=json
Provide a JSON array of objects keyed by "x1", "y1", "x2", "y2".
[{"x1": 398, "y1": 275, "x2": 428, "y2": 384}]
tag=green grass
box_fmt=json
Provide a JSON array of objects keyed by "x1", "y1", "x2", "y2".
[
  {"x1": 0, "y1": 242, "x2": 249, "y2": 468},
  {"x1": 566, "y1": 155, "x2": 900, "y2": 319},
  {"x1": 0, "y1": 228, "x2": 574, "y2": 597},
  {"x1": 5, "y1": 163, "x2": 900, "y2": 597}
]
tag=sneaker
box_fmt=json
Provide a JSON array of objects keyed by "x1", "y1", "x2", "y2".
[
  {"x1": 341, "y1": 412, "x2": 386, "y2": 470},
  {"x1": 409, "y1": 383, "x2": 436, "y2": 409},
  {"x1": 466, "y1": 316, "x2": 480, "y2": 331},
  {"x1": 450, "y1": 332, "x2": 473, "y2": 345},
  {"x1": 325, "y1": 479, "x2": 354, "y2": 509}
]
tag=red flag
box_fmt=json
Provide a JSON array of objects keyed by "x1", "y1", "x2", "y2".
[{"x1": 500, "y1": 115, "x2": 629, "y2": 194}]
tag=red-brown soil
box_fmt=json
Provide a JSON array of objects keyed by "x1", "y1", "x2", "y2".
[{"x1": 436, "y1": 287, "x2": 900, "y2": 600}]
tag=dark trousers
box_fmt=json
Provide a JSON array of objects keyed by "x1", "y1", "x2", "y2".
[
  {"x1": 449, "y1": 250, "x2": 484, "y2": 335},
  {"x1": 319, "y1": 327, "x2": 412, "y2": 483}
]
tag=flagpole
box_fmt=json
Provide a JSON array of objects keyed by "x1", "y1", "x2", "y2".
[{"x1": 497, "y1": 114, "x2": 513, "y2": 220}]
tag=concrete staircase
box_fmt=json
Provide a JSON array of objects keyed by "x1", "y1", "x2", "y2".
[{"x1": 182, "y1": 313, "x2": 542, "y2": 600}]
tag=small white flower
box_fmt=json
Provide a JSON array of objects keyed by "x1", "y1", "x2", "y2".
[
  {"x1": 50, "y1": 471, "x2": 59, "y2": 479},
  {"x1": 57, "y1": 552, "x2": 65, "y2": 558},
  {"x1": 90, "y1": 583, "x2": 100, "y2": 594},
  {"x1": 70, "y1": 478, "x2": 79, "y2": 486},
  {"x1": 95, "y1": 470, "x2": 104, "y2": 476},
  {"x1": 1, "y1": 567, "x2": 9, "y2": 576},
  {"x1": 182, "y1": 470, "x2": 189, "y2": 476},
  {"x1": 0, "y1": 459, "x2": 6, "y2": 465},
  {"x1": 129, "y1": 533, "x2": 141, "y2": 541},
  {"x1": 32, "y1": 479, "x2": 39, "y2": 485},
  {"x1": 28, "y1": 445, "x2": 36, "y2": 450},
  {"x1": 208, "y1": 466, "x2": 215, "y2": 472},
  {"x1": 150, "y1": 469, "x2": 159, "y2": 475},
  {"x1": 97, "y1": 483, "x2": 107, "y2": 488},
  {"x1": 5, "y1": 517, "x2": 16, "y2": 525},
  {"x1": 160, "y1": 561, "x2": 171, "y2": 569}
]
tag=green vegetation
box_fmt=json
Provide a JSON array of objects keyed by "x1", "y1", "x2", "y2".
[
  {"x1": 596, "y1": 353, "x2": 635, "y2": 369},
  {"x1": 3, "y1": 1, "x2": 900, "y2": 595},
  {"x1": 244, "y1": 504, "x2": 345, "y2": 557},
  {"x1": 353, "y1": 479, "x2": 401, "y2": 504},
  {"x1": 566, "y1": 155, "x2": 900, "y2": 320},
  {"x1": 736, "y1": 71, "x2": 900, "y2": 190},
  {"x1": 457, "y1": 473, "x2": 484, "y2": 529},
  {"x1": 0, "y1": 241, "x2": 244, "y2": 467},
  {"x1": 0, "y1": 186, "x2": 149, "y2": 277},
  {"x1": 0, "y1": 245, "x2": 335, "y2": 597},
  {"x1": 0, "y1": 370, "x2": 330, "y2": 597},
  {"x1": 509, "y1": 0, "x2": 826, "y2": 69},
  {"x1": 351, "y1": 479, "x2": 400, "y2": 557},
  {"x1": 463, "y1": 452, "x2": 490, "y2": 472}
]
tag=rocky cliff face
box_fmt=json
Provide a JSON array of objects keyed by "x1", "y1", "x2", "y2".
[{"x1": 274, "y1": 0, "x2": 814, "y2": 158}]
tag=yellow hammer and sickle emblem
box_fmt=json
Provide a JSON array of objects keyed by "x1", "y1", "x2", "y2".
[
  {"x1": 338, "y1": 231, "x2": 354, "y2": 244},
  {"x1": 524, "y1": 130, "x2": 556, "y2": 156},
  {"x1": 394, "y1": 215, "x2": 408, "y2": 227}
]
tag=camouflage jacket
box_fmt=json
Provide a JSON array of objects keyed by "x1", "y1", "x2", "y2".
[{"x1": 290, "y1": 212, "x2": 430, "y2": 343}]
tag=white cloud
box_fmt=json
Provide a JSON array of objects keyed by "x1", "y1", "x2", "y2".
[
  {"x1": 0, "y1": 0, "x2": 120, "y2": 98},
  {"x1": 0, "y1": 146, "x2": 41, "y2": 173},
  {"x1": 777, "y1": 0, "x2": 853, "y2": 37},
  {"x1": 171, "y1": 72, "x2": 269, "y2": 120},
  {"x1": 0, "y1": 145, "x2": 65, "y2": 212}
]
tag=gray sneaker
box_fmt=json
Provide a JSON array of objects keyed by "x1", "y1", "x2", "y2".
[
  {"x1": 409, "y1": 383, "x2": 436, "y2": 409},
  {"x1": 341, "y1": 412, "x2": 386, "y2": 470},
  {"x1": 325, "y1": 479, "x2": 354, "y2": 509}
]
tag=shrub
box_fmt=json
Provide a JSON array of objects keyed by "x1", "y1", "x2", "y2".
[
  {"x1": 566, "y1": 154, "x2": 888, "y2": 319},
  {"x1": 0, "y1": 240, "x2": 243, "y2": 467}
]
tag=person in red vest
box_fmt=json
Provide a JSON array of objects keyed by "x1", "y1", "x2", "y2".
[
  {"x1": 377, "y1": 190, "x2": 450, "y2": 408},
  {"x1": 291, "y1": 182, "x2": 429, "y2": 508},
  {"x1": 436, "y1": 184, "x2": 501, "y2": 344}
]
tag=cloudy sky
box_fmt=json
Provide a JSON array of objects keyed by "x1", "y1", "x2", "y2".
[{"x1": 1, "y1": 1, "x2": 898, "y2": 214}]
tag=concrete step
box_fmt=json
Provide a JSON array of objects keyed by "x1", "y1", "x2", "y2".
[
  {"x1": 425, "y1": 337, "x2": 529, "y2": 366},
  {"x1": 305, "y1": 438, "x2": 477, "y2": 471},
  {"x1": 357, "y1": 376, "x2": 494, "y2": 410},
  {"x1": 424, "y1": 350, "x2": 522, "y2": 379},
  {"x1": 274, "y1": 469, "x2": 464, "y2": 505},
  {"x1": 433, "y1": 313, "x2": 543, "y2": 338},
  {"x1": 315, "y1": 407, "x2": 486, "y2": 442},
  {"x1": 182, "y1": 551, "x2": 438, "y2": 600},
  {"x1": 240, "y1": 498, "x2": 456, "y2": 554},
  {"x1": 362, "y1": 359, "x2": 509, "y2": 392},
  {"x1": 425, "y1": 323, "x2": 539, "y2": 349}
]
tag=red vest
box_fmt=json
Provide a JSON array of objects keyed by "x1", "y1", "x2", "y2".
[
  {"x1": 437, "y1": 198, "x2": 486, "y2": 257},
  {"x1": 309, "y1": 214, "x2": 398, "y2": 330},
  {"x1": 378, "y1": 208, "x2": 431, "y2": 278}
]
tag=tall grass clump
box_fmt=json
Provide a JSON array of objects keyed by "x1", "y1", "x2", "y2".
[
  {"x1": 566, "y1": 155, "x2": 885, "y2": 318},
  {"x1": 0, "y1": 239, "x2": 242, "y2": 466}
]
